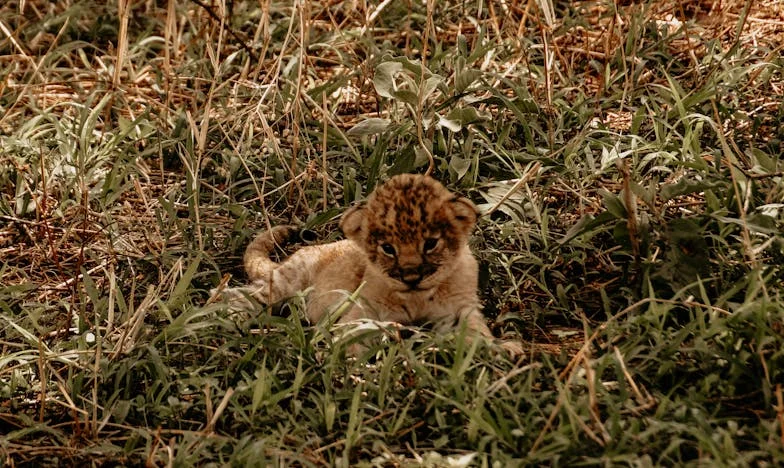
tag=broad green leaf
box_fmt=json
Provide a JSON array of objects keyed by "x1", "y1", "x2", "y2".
[
  {"x1": 394, "y1": 89, "x2": 418, "y2": 107},
  {"x1": 438, "y1": 115, "x2": 462, "y2": 132},
  {"x1": 713, "y1": 214, "x2": 779, "y2": 235},
  {"x1": 660, "y1": 178, "x2": 720, "y2": 201},
  {"x1": 388, "y1": 147, "x2": 416, "y2": 175},
  {"x1": 346, "y1": 118, "x2": 391, "y2": 136},
  {"x1": 373, "y1": 61, "x2": 403, "y2": 98},
  {"x1": 438, "y1": 107, "x2": 486, "y2": 132},
  {"x1": 449, "y1": 155, "x2": 471, "y2": 180},
  {"x1": 455, "y1": 68, "x2": 482, "y2": 94},
  {"x1": 750, "y1": 148, "x2": 777, "y2": 173},
  {"x1": 601, "y1": 189, "x2": 627, "y2": 219},
  {"x1": 420, "y1": 75, "x2": 443, "y2": 101},
  {"x1": 558, "y1": 211, "x2": 617, "y2": 245}
]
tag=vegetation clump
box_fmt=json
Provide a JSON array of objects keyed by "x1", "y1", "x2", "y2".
[{"x1": 1, "y1": 0, "x2": 782, "y2": 465}]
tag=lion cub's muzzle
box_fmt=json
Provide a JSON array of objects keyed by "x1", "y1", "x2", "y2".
[{"x1": 395, "y1": 263, "x2": 438, "y2": 288}]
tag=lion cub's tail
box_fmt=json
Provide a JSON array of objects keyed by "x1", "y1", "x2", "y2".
[{"x1": 244, "y1": 225, "x2": 299, "y2": 282}]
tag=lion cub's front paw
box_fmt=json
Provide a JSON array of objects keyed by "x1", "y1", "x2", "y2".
[
  {"x1": 211, "y1": 282, "x2": 269, "y2": 310},
  {"x1": 499, "y1": 339, "x2": 524, "y2": 358}
]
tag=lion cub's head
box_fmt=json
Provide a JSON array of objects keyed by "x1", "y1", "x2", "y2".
[{"x1": 340, "y1": 174, "x2": 478, "y2": 291}]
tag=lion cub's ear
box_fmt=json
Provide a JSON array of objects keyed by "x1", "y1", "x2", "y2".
[
  {"x1": 449, "y1": 196, "x2": 479, "y2": 235},
  {"x1": 340, "y1": 204, "x2": 367, "y2": 242}
]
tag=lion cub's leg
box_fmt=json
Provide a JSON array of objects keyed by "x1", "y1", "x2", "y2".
[
  {"x1": 306, "y1": 289, "x2": 361, "y2": 323},
  {"x1": 217, "y1": 225, "x2": 312, "y2": 307},
  {"x1": 244, "y1": 247, "x2": 317, "y2": 305}
]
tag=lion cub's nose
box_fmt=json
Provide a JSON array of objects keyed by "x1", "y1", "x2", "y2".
[{"x1": 399, "y1": 268, "x2": 423, "y2": 287}]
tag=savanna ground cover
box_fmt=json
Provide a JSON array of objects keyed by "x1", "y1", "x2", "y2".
[{"x1": 1, "y1": 0, "x2": 783, "y2": 465}]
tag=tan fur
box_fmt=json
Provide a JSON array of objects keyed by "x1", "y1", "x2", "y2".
[{"x1": 234, "y1": 174, "x2": 522, "y2": 355}]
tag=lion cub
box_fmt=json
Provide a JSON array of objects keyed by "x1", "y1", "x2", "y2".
[{"x1": 235, "y1": 174, "x2": 521, "y2": 355}]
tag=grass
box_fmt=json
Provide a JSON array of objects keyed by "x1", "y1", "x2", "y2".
[{"x1": 1, "y1": 0, "x2": 783, "y2": 465}]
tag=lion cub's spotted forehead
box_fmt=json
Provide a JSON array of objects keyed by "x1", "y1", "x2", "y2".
[{"x1": 366, "y1": 174, "x2": 455, "y2": 242}]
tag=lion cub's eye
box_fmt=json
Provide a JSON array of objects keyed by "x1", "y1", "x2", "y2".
[
  {"x1": 423, "y1": 238, "x2": 439, "y2": 253},
  {"x1": 380, "y1": 243, "x2": 396, "y2": 257}
]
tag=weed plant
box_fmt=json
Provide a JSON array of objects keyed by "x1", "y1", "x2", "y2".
[{"x1": 1, "y1": 0, "x2": 783, "y2": 465}]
